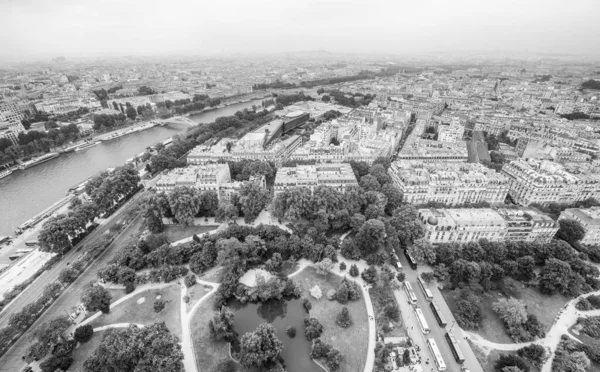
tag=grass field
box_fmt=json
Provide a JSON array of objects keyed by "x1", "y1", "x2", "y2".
[
  {"x1": 186, "y1": 283, "x2": 211, "y2": 312},
  {"x1": 443, "y1": 279, "x2": 569, "y2": 343},
  {"x1": 294, "y1": 267, "x2": 369, "y2": 372},
  {"x1": 162, "y1": 224, "x2": 219, "y2": 243},
  {"x1": 69, "y1": 330, "x2": 105, "y2": 372},
  {"x1": 190, "y1": 294, "x2": 234, "y2": 372},
  {"x1": 199, "y1": 266, "x2": 223, "y2": 283},
  {"x1": 89, "y1": 284, "x2": 182, "y2": 336}
]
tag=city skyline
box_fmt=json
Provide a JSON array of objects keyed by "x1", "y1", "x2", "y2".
[{"x1": 1, "y1": 0, "x2": 599, "y2": 62}]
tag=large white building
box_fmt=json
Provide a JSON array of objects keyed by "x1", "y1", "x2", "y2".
[
  {"x1": 418, "y1": 207, "x2": 558, "y2": 244},
  {"x1": 502, "y1": 159, "x2": 600, "y2": 206},
  {"x1": 559, "y1": 207, "x2": 600, "y2": 245},
  {"x1": 155, "y1": 164, "x2": 232, "y2": 194},
  {"x1": 390, "y1": 161, "x2": 509, "y2": 206},
  {"x1": 274, "y1": 163, "x2": 358, "y2": 194}
]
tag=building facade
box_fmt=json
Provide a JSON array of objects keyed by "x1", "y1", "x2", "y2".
[
  {"x1": 418, "y1": 207, "x2": 558, "y2": 244},
  {"x1": 274, "y1": 163, "x2": 358, "y2": 194},
  {"x1": 559, "y1": 207, "x2": 600, "y2": 246},
  {"x1": 390, "y1": 161, "x2": 509, "y2": 206}
]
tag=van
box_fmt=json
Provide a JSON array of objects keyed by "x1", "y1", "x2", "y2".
[{"x1": 396, "y1": 261, "x2": 403, "y2": 271}]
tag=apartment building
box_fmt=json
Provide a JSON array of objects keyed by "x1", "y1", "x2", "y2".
[
  {"x1": 418, "y1": 207, "x2": 558, "y2": 244},
  {"x1": 274, "y1": 163, "x2": 358, "y2": 194},
  {"x1": 559, "y1": 207, "x2": 600, "y2": 245},
  {"x1": 502, "y1": 159, "x2": 600, "y2": 206},
  {"x1": 389, "y1": 161, "x2": 509, "y2": 205},
  {"x1": 155, "y1": 164, "x2": 231, "y2": 194}
]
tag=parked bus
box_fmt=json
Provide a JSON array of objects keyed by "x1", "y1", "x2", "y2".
[
  {"x1": 404, "y1": 281, "x2": 418, "y2": 305},
  {"x1": 429, "y1": 301, "x2": 447, "y2": 327},
  {"x1": 427, "y1": 338, "x2": 447, "y2": 371},
  {"x1": 414, "y1": 307, "x2": 431, "y2": 334},
  {"x1": 417, "y1": 277, "x2": 434, "y2": 301},
  {"x1": 404, "y1": 249, "x2": 417, "y2": 269},
  {"x1": 25, "y1": 240, "x2": 39, "y2": 247},
  {"x1": 445, "y1": 332, "x2": 466, "y2": 363}
]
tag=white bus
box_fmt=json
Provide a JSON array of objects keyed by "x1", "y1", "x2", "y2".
[
  {"x1": 414, "y1": 307, "x2": 431, "y2": 334},
  {"x1": 404, "y1": 281, "x2": 417, "y2": 305},
  {"x1": 417, "y1": 277, "x2": 434, "y2": 301},
  {"x1": 427, "y1": 338, "x2": 447, "y2": 371}
]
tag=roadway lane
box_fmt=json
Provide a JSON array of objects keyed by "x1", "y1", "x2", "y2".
[
  {"x1": 395, "y1": 252, "x2": 483, "y2": 372},
  {"x1": 0, "y1": 214, "x2": 145, "y2": 371}
]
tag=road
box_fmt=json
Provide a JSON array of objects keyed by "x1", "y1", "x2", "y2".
[
  {"x1": 395, "y1": 251, "x2": 484, "y2": 372},
  {"x1": 0, "y1": 192, "x2": 148, "y2": 371}
]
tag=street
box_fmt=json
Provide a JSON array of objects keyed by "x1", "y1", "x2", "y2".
[{"x1": 394, "y1": 252, "x2": 483, "y2": 372}]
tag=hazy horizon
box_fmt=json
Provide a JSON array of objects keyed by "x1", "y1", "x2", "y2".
[{"x1": 1, "y1": 0, "x2": 599, "y2": 63}]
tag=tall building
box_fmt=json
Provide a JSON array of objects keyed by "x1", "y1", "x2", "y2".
[
  {"x1": 389, "y1": 161, "x2": 509, "y2": 205},
  {"x1": 418, "y1": 207, "x2": 558, "y2": 244},
  {"x1": 559, "y1": 207, "x2": 600, "y2": 245},
  {"x1": 502, "y1": 159, "x2": 600, "y2": 206},
  {"x1": 274, "y1": 163, "x2": 358, "y2": 194}
]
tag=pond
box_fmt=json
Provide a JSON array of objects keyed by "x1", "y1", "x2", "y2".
[{"x1": 228, "y1": 297, "x2": 321, "y2": 372}]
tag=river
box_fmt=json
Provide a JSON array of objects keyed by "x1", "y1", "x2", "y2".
[{"x1": 0, "y1": 99, "x2": 264, "y2": 237}]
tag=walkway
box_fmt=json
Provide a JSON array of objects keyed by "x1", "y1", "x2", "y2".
[
  {"x1": 463, "y1": 290, "x2": 600, "y2": 372},
  {"x1": 92, "y1": 323, "x2": 144, "y2": 332},
  {"x1": 180, "y1": 277, "x2": 220, "y2": 372}
]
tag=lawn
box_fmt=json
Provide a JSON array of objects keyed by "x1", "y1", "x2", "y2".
[
  {"x1": 442, "y1": 278, "x2": 569, "y2": 343},
  {"x1": 190, "y1": 293, "x2": 234, "y2": 371},
  {"x1": 369, "y1": 284, "x2": 406, "y2": 337},
  {"x1": 105, "y1": 287, "x2": 127, "y2": 304},
  {"x1": 199, "y1": 266, "x2": 223, "y2": 283},
  {"x1": 162, "y1": 224, "x2": 219, "y2": 243},
  {"x1": 69, "y1": 330, "x2": 106, "y2": 372},
  {"x1": 89, "y1": 284, "x2": 182, "y2": 336},
  {"x1": 294, "y1": 266, "x2": 369, "y2": 372},
  {"x1": 186, "y1": 283, "x2": 212, "y2": 313}
]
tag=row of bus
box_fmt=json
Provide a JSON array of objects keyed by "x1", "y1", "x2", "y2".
[{"x1": 403, "y1": 279, "x2": 467, "y2": 371}]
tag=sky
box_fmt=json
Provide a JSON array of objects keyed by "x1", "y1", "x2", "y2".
[{"x1": 0, "y1": 0, "x2": 598, "y2": 62}]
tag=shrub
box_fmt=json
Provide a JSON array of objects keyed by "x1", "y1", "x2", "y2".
[
  {"x1": 212, "y1": 359, "x2": 237, "y2": 372},
  {"x1": 327, "y1": 289, "x2": 336, "y2": 300},
  {"x1": 183, "y1": 295, "x2": 190, "y2": 304},
  {"x1": 339, "y1": 262, "x2": 346, "y2": 271},
  {"x1": 303, "y1": 298, "x2": 312, "y2": 313},
  {"x1": 420, "y1": 271, "x2": 435, "y2": 284},
  {"x1": 396, "y1": 272, "x2": 406, "y2": 282},
  {"x1": 154, "y1": 299, "x2": 166, "y2": 313},
  {"x1": 286, "y1": 326, "x2": 296, "y2": 338},
  {"x1": 494, "y1": 354, "x2": 530, "y2": 372},
  {"x1": 74, "y1": 324, "x2": 94, "y2": 343},
  {"x1": 184, "y1": 274, "x2": 197, "y2": 287},
  {"x1": 310, "y1": 285, "x2": 322, "y2": 299},
  {"x1": 349, "y1": 264, "x2": 359, "y2": 277},
  {"x1": 336, "y1": 306, "x2": 352, "y2": 328}
]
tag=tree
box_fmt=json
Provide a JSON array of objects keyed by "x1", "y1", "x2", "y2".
[
  {"x1": 316, "y1": 258, "x2": 333, "y2": 275},
  {"x1": 339, "y1": 262, "x2": 346, "y2": 271},
  {"x1": 361, "y1": 266, "x2": 378, "y2": 284},
  {"x1": 355, "y1": 219, "x2": 386, "y2": 257},
  {"x1": 209, "y1": 306, "x2": 237, "y2": 342},
  {"x1": 239, "y1": 323, "x2": 283, "y2": 368},
  {"x1": 58, "y1": 267, "x2": 79, "y2": 284},
  {"x1": 126, "y1": 106, "x2": 137, "y2": 120},
  {"x1": 420, "y1": 271, "x2": 435, "y2": 284},
  {"x1": 517, "y1": 344, "x2": 545, "y2": 365},
  {"x1": 215, "y1": 202, "x2": 239, "y2": 224},
  {"x1": 455, "y1": 290, "x2": 484, "y2": 329},
  {"x1": 310, "y1": 285, "x2": 323, "y2": 299},
  {"x1": 494, "y1": 354, "x2": 530, "y2": 372},
  {"x1": 492, "y1": 297, "x2": 527, "y2": 327},
  {"x1": 359, "y1": 174, "x2": 380, "y2": 192},
  {"x1": 336, "y1": 306, "x2": 352, "y2": 328},
  {"x1": 556, "y1": 218, "x2": 586, "y2": 244},
  {"x1": 83, "y1": 322, "x2": 183, "y2": 372},
  {"x1": 408, "y1": 239, "x2": 435, "y2": 265},
  {"x1": 539, "y1": 258, "x2": 573, "y2": 295},
  {"x1": 380, "y1": 183, "x2": 403, "y2": 215},
  {"x1": 322, "y1": 95, "x2": 331, "y2": 102},
  {"x1": 303, "y1": 317, "x2": 324, "y2": 340},
  {"x1": 403, "y1": 349, "x2": 411, "y2": 365},
  {"x1": 81, "y1": 284, "x2": 111, "y2": 314},
  {"x1": 389, "y1": 205, "x2": 425, "y2": 244},
  {"x1": 349, "y1": 264, "x2": 359, "y2": 277},
  {"x1": 168, "y1": 187, "x2": 201, "y2": 226},
  {"x1": 397, "y1": 272, "x2": 406, "y2": 282},
  {"x1": 238, "y1": 182, "x2": 269, "y2": 223},
  {"x1": 74, "y1": 324, "x2": 94, "y2": 343},
  {"x1": 326, "y1": 348, "x2": 342, "y2": 371}
]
